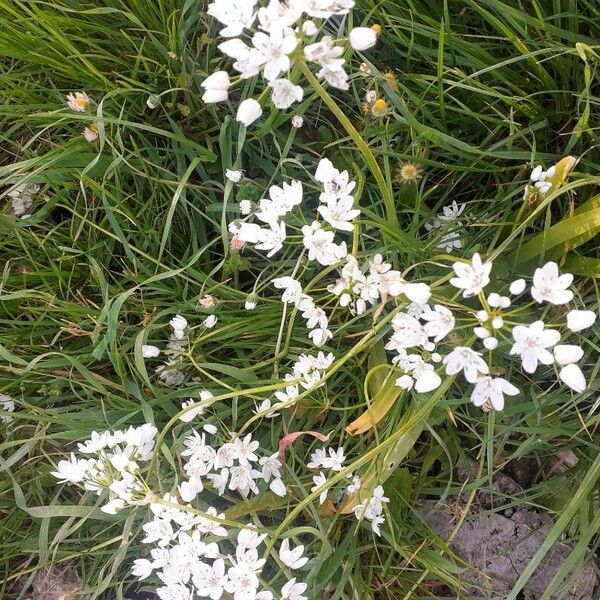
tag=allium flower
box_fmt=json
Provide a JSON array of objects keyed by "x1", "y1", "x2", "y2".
[
  {"x1": 317, "y1": 196, "x2": 360, "y2": 231},
  {"x1": 302, "y1": 221, "x2": 347, "y2": 266},
  {"x1": 315, "y1": 158, "x2": 356, "y2": 201},
  {"x1": 279, "y1": 539, "x2": 309, "y2": 569},
  {"x1": 510, "y1": 320, "x2": 560, "y2": 373},
  {"x1": 256, "y1": 220, "x2": 286, "y2": 256},
  {"x1": 470, "y1": 376, "x2": 519, "y2": 411},
  {"x1": 443, "y1": 347, "x2": 489, "y2": 383},
  {"x1": 207, "y1": 0, "x2": 257, "y2": 38},
  {"x1": 531, "y1": 262, "x2": 574, "y2": 305},
  {"x1": 566, "y1": 309, "x2": 596, "y2": 332},
  {"x1": 281, "y1": 578, "x2": 308, "y2": 600},
  {"x1": 192, "y1": 559, "x2": 228, "y2": 600},
  {"x1": 450, "y1": 253, "x2": 492, "y2": 297},
  {"x1": 349, "y1": 27, "x2": 377, "y2": 50},
  {"x1": 269, "y1": 79, "x2": 304, "y2": 109},
  {"x1": 421, "y1": 305, "x2": 455, "y2": 342},
  {"x1": 66, "y1": 91, "x2": 91, "y2": 112},
  {"x1": 530, "y1": 164, "x2": 556, "y2": 195},
  {"x1": 251, "y1": 28, "x2": 298, "y2": 81}
]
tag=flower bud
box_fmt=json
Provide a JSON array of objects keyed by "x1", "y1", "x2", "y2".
[
  {"x1": 553, "y1": 344, "x2": 584, "y2": 366},
  {"x1": 509, "y1": 278, "x2": 526, "y2": 295},
  {"x1": 559, "y1": 364, "x2": 586, "y2": 392},
  {"x1": 141, "y1": 344, "x2": 160, "y2": 358},
  {"x1": 566, "y1": 309, "x2": 596, "y2": 332},
  {"x1": 201, "y1": 71, "x2": 230, "y2": 103},
  {"x1": 236, "y1": 98, "x2": 262, "y2": 126},
  {"x1": 349, "y1": 27, "x2": 377, "y2": 51}
]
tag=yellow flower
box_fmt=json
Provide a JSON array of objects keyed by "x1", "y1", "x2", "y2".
[
  {"x1": 371, "y1": 24, "x2": 382, "y2": 35},
  {"x1": 395, "y1": 162, "x2": 422, "y2": 185},
  {"x1": 371, "y1": 98, "x2": 388, "y2": 117},
  {"x1": 66, "y1": 92, "x2": 91, "y2": 112},
  {"x1": 383, "y1": 71, "x2": 399, "y2": 91}
]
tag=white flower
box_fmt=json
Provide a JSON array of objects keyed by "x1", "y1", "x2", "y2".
[
  {"x1": 66, "y1": 91, "x2": 91, "y2": 112},
  {"x1": 509, "y1": 278, "x2": 526, "y2": 295},
  {"x1": 349, "y1": 27, "x2": 377, "y2": 50},
  {"x1": 317, "y1": 196, "x2": 360, "y2": 231},
  {"x1": 132, "y1": 558, "x2": 154, "y2": 580},
  {"x1": 291, "y1": 115, "x2": 304, "y2": 128},
  {"x1": 226, "y1": 169, "x2": 243, "y2": 183},
  {"x1": 270, "y1": 478, "x2": 287, "y2": 496},
  {"x1": 273, "y1": 276, "x2": 304, "y2": 304},
  {"x1": 245, "y1": 296, "x2": 257, "y2": 310},
  {"x1": 83, "y1": 126, "x2": 98, "y2": 142},
  {"x1": 443, "y1": 347, "x2": 489, "y2": 383},
  {"x1": 304, "y1": 36, "x2": 344, "y2": 68},
  {"x1": 236, "y1": 98, "x2": 263, "y2": 126},
  {"x1": 201, "y1": 71, "x2": 230, "y2": 103},
  {"x1": 567, "y1": 309, "x2": 596, "y2": 332},
  {"x1": 559, "y1": 364, "x2": 586, "y2": 392},
  {"x1": 180, "y1": 390, "x2": 214, "y2": 422},
  {"x1": 279, "y1": 539, "x2": 309, "y2": 569},
  {"x1": 207, "y1": 0, "x2": 257, "y2": 38},
  {"x1": 302, "y1": 221, "x2": 347, "y2": 266},
  {"x1": 311, "y1": 472, "x2": 328, "y2": 504},
  {"x1": 553, "y1": 344, "x2": 584, "y2": 366},
  {"x1": 395, "y1": 375, "x2": 414, "y2": 390},
  {"x1": 170, "y1": 314, "x2": 188, "y2": 334},
  {"x1": 203, "y1": 315, "x2": 218, "y2": 328},
  {"x1": 251, "y1": 29, "x2": 298, "y2": 80},
  {"x1": 233, "y1": 222, "x2": 263, "y2": 244},
  {"x1": 413, "y1": 366, "x2": 442, "y2": 393},
  {"x1": 192, "y1": 559, "x2": 228, "y2": 600},
  {"x1": 483, "y1": 337, "x2": 498, "y2": 350},
  {"x1": 531, "y1": 262, "x2": 574, "y2": 305},
  {"x1": 308, "y1": 327, "x2": 332, "y2": 347},
  {"x1": 142, "y1": 344, "x2": 161, "y2": 358},
  {"x1": 269, "y1": 78, "x2": 304, "y2": 109},
  {"x1": 315, "y1": 158, "x2": 356, "y2": 201},
  {"x1": 510, "y1": 320, "x2": 560, "y2": 373},
  {"x1": 224, "y1": 564, "x2": 260, "y2": 600},
  {"x1": 421, "y1": 305, "x2": 455, "y2": 342},
  {"x1": 256, "y1": 221, "x2": 286, "y2": 256},
  {"x1": 178, "y1": 476, "x2": 203, "y2": 502},
  {"x1": 281, "y1": 578, "x2": 308, "y2": 600},
  {"x1": 470, "y1": 377, "x2": 519, "y2": 411},
  {"x1": 450, "y1": 253, "x2": 492, "y2": 297},
  {"x1": 530, "y1": 164, "x2": 555, "y2": 195}
]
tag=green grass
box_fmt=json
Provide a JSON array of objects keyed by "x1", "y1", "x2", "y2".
[{"x1": 1, "y1": 0, "x2": 600, "y2": 598}]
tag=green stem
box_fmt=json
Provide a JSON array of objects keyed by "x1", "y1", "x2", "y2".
[{"x1": 298, "y1": 60, "x2": 398, "y2": 232}]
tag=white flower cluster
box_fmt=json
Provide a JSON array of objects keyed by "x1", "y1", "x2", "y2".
[
  {"x1": 529, "y1": 164, "x2": 556, "y2": 196},
  {"x1": 424, "y1": 200, "x2": 465, "y2": 253},
  {"x1": 6, "y1": 182, "x2": 39, "y2": 218},
  {"x1": 329, "y1": 253, "x2": 431, "y2": 316},
  {"x1": 271, "y1": 351, "x2": 335, "y2": 407},
  {"x1": 0, "y1": 394, "x2": 15, "y2": 423},
  {"x1": 202, "y1": 0, "x2": 378, "y2": 120},
  {"x1": 180, "y1": 429, "x2": 287, "y2": 501},
  {"x1": 51, "y1": 423, "x2": 157, "y2": 514},
  {"x1": 53, "y1": 423, "x2": 312, "y2": 600},
  {"x1": 229, "y1": 159, "x2": 360, "y2": 269},
  {"x1": 135, "y1": 499, "x2": 309, "y2": 600},
  {"x1": 151, "y1": 314, "x2": 218, "y2": 387},
  {"x1": 272, "y1": 276, "x2": 332, "y2": 346},
  {"x1": 353, "y1": 485, "x2": 389, "y2": 536},
  {"x1": 385, "y1": 253, "x2": 596, "y2": 411}
]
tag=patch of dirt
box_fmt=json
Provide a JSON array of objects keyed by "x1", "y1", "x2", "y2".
[
  {"x1": 419, "y1": 461, "x2": 598, "y2": 599},
  {"x1": 31, "y1": 565, "x2": 81, "y2": 600}
]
